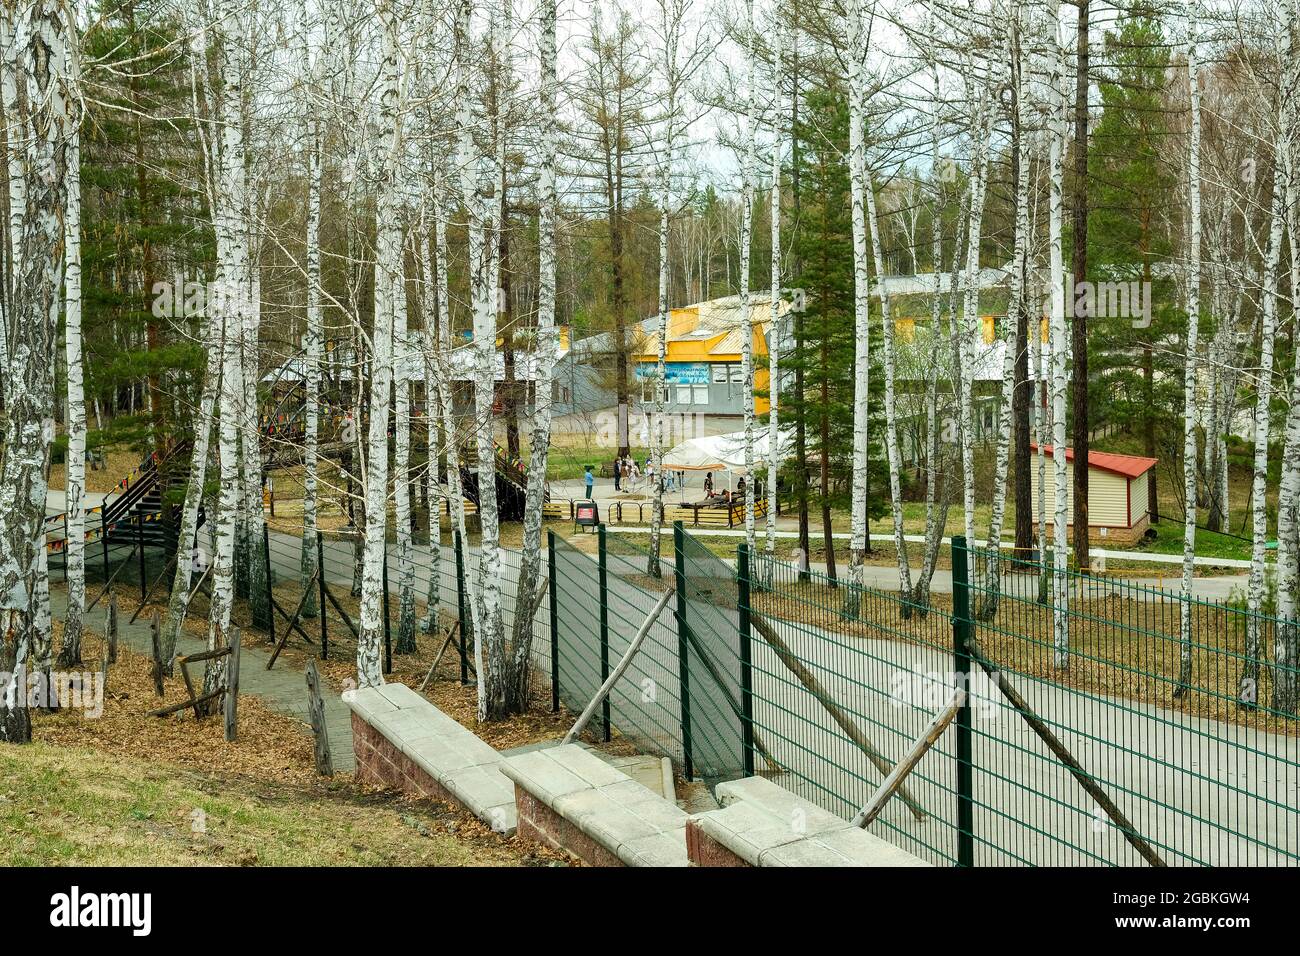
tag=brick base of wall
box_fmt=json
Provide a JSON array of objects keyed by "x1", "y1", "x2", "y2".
[
  {"x1": 685, "y1": 819, "x2": 751, "y2": 867},
  {"x1": 352, "y1": 711, "x2": 456, "y2": 804},
  {"x1": 514, "y1": 785, "x2": 626, "y2": 867}
]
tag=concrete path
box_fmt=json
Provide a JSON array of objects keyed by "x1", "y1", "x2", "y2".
[{"x1": 48, "y1": 589, "x2": 356, "y2": 772}]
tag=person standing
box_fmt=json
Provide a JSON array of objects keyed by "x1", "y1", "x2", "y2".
[
  {"x1": 613, "y1": 457, "x2": 622, "y2": 492},
  {"x1": 704, "y1": 472, "x2": 714, "y2": 497},
  {"x1": 584, "y1": 465, "x2": 595, "y2": 500}
]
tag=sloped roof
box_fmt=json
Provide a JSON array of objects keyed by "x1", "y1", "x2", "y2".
[{"x1": 1031, "y1": 444, "x2": 1158, "y2": 479}]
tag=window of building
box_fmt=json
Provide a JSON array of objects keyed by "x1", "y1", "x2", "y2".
[
  {"x1": 693, "y1": 384, "x2": 709, "y2": 405},
  {"x1": 712, "y1": 364, "x2": 729, "y2": 384},
  {"x1": 729, "y1": 364, "x2": 745, "y2": 384}
]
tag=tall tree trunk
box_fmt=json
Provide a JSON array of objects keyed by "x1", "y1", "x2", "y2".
[
  {"x1": 1241, "y1": 122, "x2": 1286, "y2": 706},
  {"x1": 1174, "y1": 16, "x2": 1202, "y2": 698},
  {"x1": 358, "y1": 4, "x2": 402, "y2": 689},
  {"x1": 506, "y1": 0, "x2": 559, "y2": 710},
  {"x1": 1047, "y1": 0, "x2": 1070, "y2": 668},
  {"x1": 739, "y1": 0, "x2": 757, "y2": 558},
  {"x1": 300, "y1": 28, "x2": 323, "y2": 620},
  {"x1": 395, "y1": 255, "x2": 416, "y2": 654},
  {"x1": 0, "y1": 0, "x2": 66, "y2": 742},
  {"x1": 844, "y1": 0, "x2": 870, "y2": 617},
  {"x1": 57, "y1": 38, "x2": 85, "y2": 668},
  {"x1": 1071, "y1": 0, "x2": 1090, "y2": 573}
]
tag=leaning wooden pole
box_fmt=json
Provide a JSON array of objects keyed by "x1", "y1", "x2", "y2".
[
  {"x1": 750, "y1": 611, "x2": 926, "y2": 821},
  {"x1": 563, "y1": 589, "x2": 675, "y2": 745},
  {"x1": 966, "y1": 636, "x2": 1166, "y2": 866},
  {"x1": 853, "y1": 687, "x2": 964, "y2": 828}
]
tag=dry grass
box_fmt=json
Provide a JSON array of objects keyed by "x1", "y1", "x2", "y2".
[
  {"x1": 33, "y1": 630, "x2": 319, "y2": 785},
  {"x1": 0, "y1": 742, "x2": 565, "y2": 866}
]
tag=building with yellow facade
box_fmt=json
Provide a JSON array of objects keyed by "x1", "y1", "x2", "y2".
[{"x1": 631, "y1": 295, "x2": 792, "y2": 421}]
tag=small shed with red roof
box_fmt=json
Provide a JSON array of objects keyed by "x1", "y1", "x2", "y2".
[{"x1": 1029, "y1": 445, "x2": 1159, "y2": 545}]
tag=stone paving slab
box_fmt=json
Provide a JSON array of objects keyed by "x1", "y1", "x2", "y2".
[{"x1": 503, "y1": 744, "x2": 690, "y2": 866}]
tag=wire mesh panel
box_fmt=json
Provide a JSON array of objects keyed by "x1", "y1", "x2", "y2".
[
  {"x1": 963, "y1": 543, "x2": 1300, "y2": 867},
  {"x1": 551, "y1": 535, "x2": 604, "y2": 720},
  {"x1": 675, "y1": 527, "x2": 747, "y2": 784},
  {"x1": 602, "y1": 533, "x2": 685, "y2": 766},
  {"x1": 743, "y1": 548, "x2": 964, "y2": 865}
]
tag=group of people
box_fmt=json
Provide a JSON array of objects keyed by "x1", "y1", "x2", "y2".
[
  {"x1": 699, "y1": 473, "x2": 758, "y2": 508},
  {"x1": 612, "y1": 455, "x2": 680, "y2": 494}
]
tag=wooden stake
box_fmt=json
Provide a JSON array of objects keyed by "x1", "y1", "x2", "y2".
[
  {"x1": 751, "y1": 611, "x2": 926, "y2": 821},
  {"x1": 149, "y1": 610, "x2": 164, "y2": 697},
  {"x1": 224, "y1": 627, "x2": 242, "y2": 742},
  {"x1": 966, "y1": 636, "x2": 1166, "y2": 867},
  {"x1": 306, "y1": 659, "x2": 333, "y2": 776},
  {"x1": 106, "y1": 592, "x2": 118, "y2": 664},
  {"x1": 853, "y1": 687, "x2": 964, "y2": 828}
]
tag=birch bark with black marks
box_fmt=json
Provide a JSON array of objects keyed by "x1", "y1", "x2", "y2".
[
  {"x1": 845, "y1": 0, "x2": 870, "y2": 619},
  {"x1": 1175, "y1": 12, "x2": 1202, "y2": 698},
  {"x1": 738, "y1": 0, "x2": 758, "y2": 560},
  {"x1": 507, "y1": 0, "x2": 558, "y2": 709},
  {"x1": 980, "y1": 6, "x2": 1029, "y2": 621},
  {"x1": 0, "y1": 0, "x2": 65, "y2": 745},
  {"x1": 57, "y1": 35, "x2": 85, "y2": 667},
  {"x1": 1047, "y1": 0, "x2": 1070, "y2": 667},
  {"x1": 358, "y1": 2, "x2": 402, "y2": 690},
  {"x1": 299, "y1": 11, "x2": 324, "y2": 621},
  {"x1": 1241, "y1": 117, "x2": 1286, "y2": 707}
]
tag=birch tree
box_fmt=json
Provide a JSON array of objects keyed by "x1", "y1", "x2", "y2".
[
  {"x1": 844, "y1": 0, "x2": 871, "y2": 619},
  {"x1": 56, "y1": 32, "x2": 84, "y2": 667},
  {"x1": 1047, "y1": 0, "x2": 1070, "y2": 668},
  {"x1": 299, "y1": 4, "x2": 324, "y2": 620},
  {"x1": 979, "y1": 0, "x2": 1030, "y2": 620},
  {"x1": 738, "y1": 0, "x2": 758, "y2": 560},
  {"x1": 0, "y1": 0, "x2": 67, "y2": 742},
  {"x1": 1241, "y1": 116, "x2": 1287, "y2": 705},
  {"x1": 765, "y1": 12, "x2": 788, "y2": 581},
  {"x1": 507, "y1": 0, "x2": 558, "y2": 708},
  {"x1": 357, "y1": 1, "x2": 403, "y2": 689},
  {"x1": 1175, "y1": 9, "x2": 1202, "y2": 697}
]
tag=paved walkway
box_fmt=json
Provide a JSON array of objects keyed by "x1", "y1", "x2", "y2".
[{"x1": 48, "y1": 589, "x2": 355, "y2": 772}]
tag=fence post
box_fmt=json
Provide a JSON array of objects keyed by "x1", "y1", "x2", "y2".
[
  {"x1": 259, "y1": 523, "x2": 274, "y2": 638},
  {"x1": 737, "y1": 543, "x2": 755, "y2": 778},
  {"x1": 598, "y1": 523, "x2": 611, "y2": 742},
  {"x1": 672, "y1": 520, "x2": 694, "y2": 780},
  {"x1": 950, "y1": 534, "x2": 975, "y2": 867},
  {"x1": 137, "y1": 512, "x2": 147, "y2": 602},
  {"x1": 382, "y1": 549, "x2": 392, "y2": 674},
  {"x1": 317, "y1": 531, "x2": 328, "y2": 660},
  {"x1": 455, "y1": 529, "x2": 468, "y2": 684},
  {"x1": 548, "y1": 529, "x2": 560, "y2": 713}
]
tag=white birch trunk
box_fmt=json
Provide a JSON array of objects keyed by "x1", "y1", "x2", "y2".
[
  {"x1": 866, "y1": 156, "x2": 912, "y2": 602},
  {"x1": 981, "y1": 9, "x2": 1029, "y2": 619},
  {"x1": 58, "y1": 38, "x2": 86, "y2": 667},
  {"x1": 845, "y1": 0, "x2": 871, "y2": 617},
  {"x1": 1176, "y1": 15, "x2": 1202, "y2": 695},
  {"x1": 738, "y1": 0, "x2": 758, "y2": 560},
  {"x1": 394, "y1": 255, "x2": 416, "y2": 653},
  {"x1": 765, "y1": 18, "x2": 787, "y2": 582},
  {"x1": 1242, "y1": 120, "x2": 1286, "y2": 705},
  {"x1": 300, "y1": 28, "x2": 323, "y2": 619},
  {"x1": 1047, "y1": 0, "x2": 1070, "y2": 667},
  {"x1": 508, "y1": 0, "x2": 559, "y2": 707}
]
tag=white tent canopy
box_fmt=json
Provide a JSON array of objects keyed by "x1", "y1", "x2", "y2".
[{"x1": 662, "y1": 428, "x2": 794, "y2": 477}]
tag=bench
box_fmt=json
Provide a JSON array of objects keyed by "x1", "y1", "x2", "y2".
[
  {"x1": 502, "y1": 744, "x2": 690, "y2": 866},
  {"x1": 541, "y1": 501, "x2": 571, "y2": 520},
  {"x1": 687, "y1": 777, "x2": 929, "y2": 867},
  {"x1": 345, "y1": 683, "x2": 517, "y2": 835}
]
